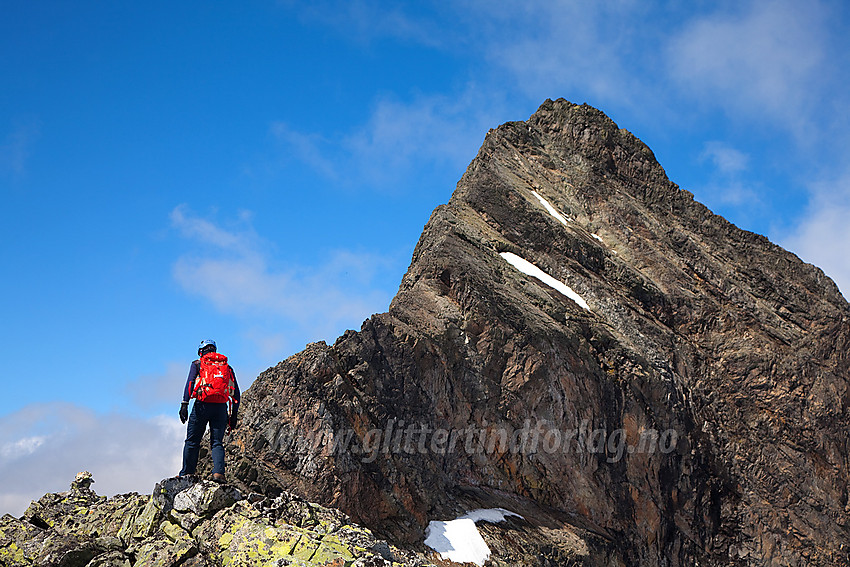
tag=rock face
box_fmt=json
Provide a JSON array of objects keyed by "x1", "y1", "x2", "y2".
[
  {"x1": 224, "y1": 99, "x2": 850, "y2": 566},
  {"x1": 0, "y1": 474, "x2": 431, "y2": 566}
]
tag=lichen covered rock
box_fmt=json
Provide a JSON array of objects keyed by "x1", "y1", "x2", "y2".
[{"x1": 0, "y1": 473, "x2": 432, "y2": 566}]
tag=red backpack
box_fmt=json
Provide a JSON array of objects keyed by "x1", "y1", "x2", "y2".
[{"x1": 192, "y1": 352, "x2": 235, "y2": 404}]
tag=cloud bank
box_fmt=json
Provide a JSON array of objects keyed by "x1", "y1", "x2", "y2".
[
  {"x1": 270, "y1": 87, "x2": 504, "y2": 190},
  {"x1": 779, "y1": 171, "x2": 850, "y2": 298},
  {"x1": 0, "y1": 403, "x2": 183, "y2": 517},
  {"x1": 170, "y1": 205, "x2": 396, "y2": 347}
]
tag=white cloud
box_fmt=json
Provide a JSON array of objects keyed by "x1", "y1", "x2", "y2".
[
  {"x1": 170, "y1": 205, "x2": 258, "y2": 254},
  {"x1": 440, "y1": 0, "x2": 844, "y2": 143},
  {"x1": 779, "y1": 172, "x2": 850, "y2": 298},
  {"x1": 282, "y1": 0, "x2": 445, "y2": 48},
  {"x1": 700, "y1": 142, "x2": 749, "y2": 175},
  {"x1": 0, "y1": 404, "x2": 184, "y2": 517},
  {"x1": 172, "y1": 248, "x2": 388, "y2": 328},
  {"x1": 0, "y1": 121, "x2": 40, "y2": 178},
  {"x1": 270, "y1": 88, "x2": 503, "y2": 190},
  {"x1": 693, "y1": 142, "x2": 761, "y2": 210},
  {"x1": 281, "y1": 0, "x2": 645, "y2": 106},
  {"x1": 269, "y1": 123, "x2": 339, "y2": 181},
  {"x1": 667, "y1": 0, "x2": 827, "y2": 136},
  {"x1": 171, "y1": 206, "x2": 395, "y2": 344},
  {"x1": 241, "y1": 329, "x2": 290, "y2": 360},
  {"x1": 699, "y1": 181, "x2": 763, "y2": 209},
  {"x1": 343, "y1": 90, "x2": 501, "y2": 184},
  {"x1": 124, "y1": 361, "x2": 188, "y2": 410},
  {"x1": 1, "y1": 436, "x2": 47, "y2": 460},
  {"x1": 472, "y1": 1, "x2": 648, "y2": 105}
]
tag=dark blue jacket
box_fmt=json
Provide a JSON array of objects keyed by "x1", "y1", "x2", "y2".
[{"x1": 183, "y1": 359, "x2": 241, "y2": 417}]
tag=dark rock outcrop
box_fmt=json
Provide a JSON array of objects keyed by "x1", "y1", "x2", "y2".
[{"x1": 223, "y1": 99, "x2": 850, "y2": 566}]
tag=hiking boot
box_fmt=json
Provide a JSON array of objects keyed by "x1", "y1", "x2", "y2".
[{"x1": 212, "y1": 473, "x2": 226, "y2": 484}]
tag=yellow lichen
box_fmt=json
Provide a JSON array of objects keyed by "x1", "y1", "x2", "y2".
[
  {"x1": 311, "y1": 535, "x2": 355, "y2": 564},
  {"x1": 1, "y1": 542, "x2": 27, "y2": 566},
  {"x1": 161, "y1": 521, "x2": 187, "y2": 543}
]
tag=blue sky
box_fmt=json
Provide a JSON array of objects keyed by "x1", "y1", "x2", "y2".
[{"x1": 2, "y1": 0, "x2": 849, "y2": 514}]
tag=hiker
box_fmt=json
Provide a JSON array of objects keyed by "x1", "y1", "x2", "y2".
[{"x1": 179, "y1": 339, "x2": 241, "y2": 482}]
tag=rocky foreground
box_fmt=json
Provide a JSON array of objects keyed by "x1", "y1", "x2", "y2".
[{"x1": 0, "y1": 472, "x2": 434, "y2": 567}]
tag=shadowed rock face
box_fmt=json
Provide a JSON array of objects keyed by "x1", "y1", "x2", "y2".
[{"x1": 226, "y1": 99, "x2": 850, "y2": 566}]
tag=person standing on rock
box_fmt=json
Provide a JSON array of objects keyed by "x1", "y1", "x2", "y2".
[{"x1": 179, "y1": 339, "x2": 241, "y2": 482}]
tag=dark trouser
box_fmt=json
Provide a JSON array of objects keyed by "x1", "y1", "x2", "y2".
[{"x1": 180, "y1": 401, "x2": 228, "y2": 476}]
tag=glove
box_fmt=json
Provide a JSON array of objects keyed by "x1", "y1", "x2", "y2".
[
  {"x1": 179, "y1": 402, "x2": 189, "y2": 424},
  {"x1": 228, "y1": 413, "x2": 238, "y2": 431}
]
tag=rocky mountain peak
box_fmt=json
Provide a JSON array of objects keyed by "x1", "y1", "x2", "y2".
[{"x1": 225, "y1": 99, "x2": 849, "y2": 566}]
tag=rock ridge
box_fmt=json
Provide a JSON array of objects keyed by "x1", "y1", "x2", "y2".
[
  {"x1": 0, "y1": 473, "x2": 434, "y2": 566},
  {"x1": 223, "y1": 98, "x2": 850, "y2": 566}
]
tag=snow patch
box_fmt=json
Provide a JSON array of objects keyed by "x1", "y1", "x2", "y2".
[
  {"x1": 461, "y1": 508, "x2": 524, "y2": 523},
  {"x1": 424, "y1": 508, "x2": 523, "y2": 566},
  {"x1": 425, "y1": 518, "x2": 490, "y2": 565},
  {"x1": 591, "y1": 233, "x2": 604, "y2": 243},
  {"x1": 531, "y1": 190, "x2": 572, "y2": 225},
  {"x1": 500, "y1": 252, "x2": 591, "y2": 311}
]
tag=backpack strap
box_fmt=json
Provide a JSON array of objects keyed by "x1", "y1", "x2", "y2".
[{"x1": 189, "y1": 359, "x2": 200, "y2": 399}]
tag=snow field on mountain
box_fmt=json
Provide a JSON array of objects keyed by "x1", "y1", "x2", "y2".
[
  {"x1": 531, "y1": 190, "x2": 572, "y2": 225},
  {"x1": 500, "y1": 252, "x2": 591, "y2": 311}
]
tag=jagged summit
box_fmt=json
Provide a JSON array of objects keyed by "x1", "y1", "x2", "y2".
[{"x1": 223, "y1": 99, "x2": 849, "y2": 566}]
